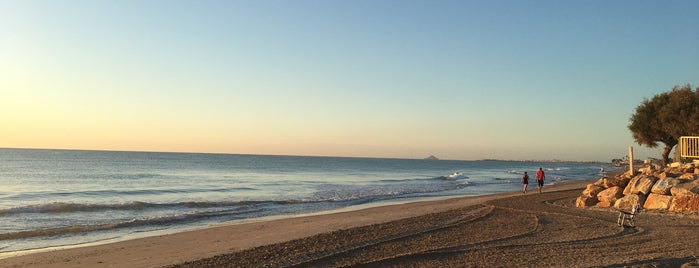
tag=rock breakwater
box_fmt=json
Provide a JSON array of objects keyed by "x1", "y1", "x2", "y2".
[{"x1": 577, "y1": 162, "x2": 699, "y2": 213}]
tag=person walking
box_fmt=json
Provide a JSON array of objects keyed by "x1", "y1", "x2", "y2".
[
  {"x1": 521, "y1": 172, "x2": 529, "y2": 194},
  {"x1": 536, "y1": 167, "x2": 545, "y2": 193}
]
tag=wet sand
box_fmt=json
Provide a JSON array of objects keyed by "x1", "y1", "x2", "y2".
[{"x1": 4, "y1": 176, "x2": 699, "y2": 267}]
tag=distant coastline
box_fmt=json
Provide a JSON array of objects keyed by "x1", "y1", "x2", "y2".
[{"x1": 477, "y1": 158, "x2": 607, "y2": 164}]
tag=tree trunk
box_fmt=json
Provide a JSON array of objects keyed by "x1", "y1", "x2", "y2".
[{"x1": 662, "y1": 144, "x2": 674, "y2": 166}]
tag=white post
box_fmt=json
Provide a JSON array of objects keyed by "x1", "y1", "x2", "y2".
[{"x1": 629, "y1": 146, "x2": 634, "y2": 175}]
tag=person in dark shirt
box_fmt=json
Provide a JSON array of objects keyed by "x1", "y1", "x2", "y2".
[{"x1": 521, "y1": 172, "x2": 529, "y2": 194}]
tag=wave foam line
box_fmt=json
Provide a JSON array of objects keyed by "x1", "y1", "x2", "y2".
[
  {"x1": 0, "y1": 200, "x2": 310, "y2": 215},
  {"x1": 0, "y1": 207, "x2": 264, "y2": 241}
]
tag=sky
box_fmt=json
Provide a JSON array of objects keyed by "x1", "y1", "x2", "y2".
[{"x1": 1, "y1": 0, "x2": 698, "y2": 162}]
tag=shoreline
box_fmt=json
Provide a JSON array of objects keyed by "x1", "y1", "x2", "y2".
[
  {"x1": 0, "y1": 191, "x2": 517, "y2": 260},
  {"x1": 0, "y1": 178, "x2": 597, "y2": 268}
]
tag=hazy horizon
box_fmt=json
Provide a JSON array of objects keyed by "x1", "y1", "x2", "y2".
[{"x1": 0, "y1": 146, "x2": 650, "y2": 163}]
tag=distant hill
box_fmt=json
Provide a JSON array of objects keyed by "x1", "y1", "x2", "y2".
[{"x1": 424, "y1": 155, "x2": 439, "y2": 160}]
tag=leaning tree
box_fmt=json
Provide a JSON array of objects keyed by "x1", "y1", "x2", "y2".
[{"x1": 628, "y1": 84, "x2": 699, "y2": 165}]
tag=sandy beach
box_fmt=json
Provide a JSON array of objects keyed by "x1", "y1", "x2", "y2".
[{"x1": 3, "y1": 176, "x2": 699, "y2": 268}]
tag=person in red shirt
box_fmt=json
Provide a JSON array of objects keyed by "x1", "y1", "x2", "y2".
[{"x1": 536, "y1": 167, "x2": 545, "y2": 193}]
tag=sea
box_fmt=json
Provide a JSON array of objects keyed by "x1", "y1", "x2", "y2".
[{"x1": 0, "y1": 148, "x2": 612, "y2": 256}]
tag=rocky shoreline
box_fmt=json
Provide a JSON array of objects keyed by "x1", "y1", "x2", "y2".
[{"x1": 577, "y1": 162, "x2": 699, "y2": 213}]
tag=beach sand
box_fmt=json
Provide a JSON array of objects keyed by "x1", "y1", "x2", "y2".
[{"x1": 3, "y1": 176, "x2": 699, "y2": 268}]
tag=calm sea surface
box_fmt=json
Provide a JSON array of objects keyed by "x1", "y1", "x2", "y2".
[{"x1": 0, "y1": 148, "x2": 611, "y2": 254}]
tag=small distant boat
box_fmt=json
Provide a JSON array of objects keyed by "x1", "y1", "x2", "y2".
[{"x1": 444, "y1": 172, "x2": 466, "y2": 180}]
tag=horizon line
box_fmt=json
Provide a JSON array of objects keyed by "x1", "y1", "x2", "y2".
[{"x1": 0, "y1": 146, "x2": 614, "y2": 163}]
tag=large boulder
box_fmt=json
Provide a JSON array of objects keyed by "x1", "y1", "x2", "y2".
[
  {"x1": 669, "y1": 195, "x2": 699, "y2": 213},
  {"x1": 597, "y1": 186, "x2": 624, "y2": 203},
  {"x1": 623, "y1": 176, "x2": 640, "y2": 195},
  {"x1": 582, "y1": 184, "x2": 604, "y2": 198},
  {"x1": 623, "y1": 175, "x2": 657, "y2": 195},
  {"x1": 603, "y1": 176, "x2": 631, "y2": 189},
  {"x1": 644, "y1": 193, "x2": 673, "y2": 210},
  {"x1": 614, "y1": 194, "x2": 647, "y2": 210},
  {"x1": 576, "y1": 196, "x2": 598, "y2": 207},
  {"x1": 651, "y1": 177, "x2": 681, "y2": 195},
  {"x1": 670, "y1": 180, "x2": 699, "y2": 197}
]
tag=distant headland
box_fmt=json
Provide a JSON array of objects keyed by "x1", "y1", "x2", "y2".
[{"x1": 424, "y1": 155, "x2": 439, "y2": 160}]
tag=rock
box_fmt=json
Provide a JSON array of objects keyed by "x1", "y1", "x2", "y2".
[
  {"x1": 614, "y1": 194, "x2": 647, "y2": 210},
  {"x1": 658, "y1": 171, "x2": 681, "y2": 179},
  {"x1": 679, "y1": 173, "x2": 699, "y2": 181},
  {"x1": 576, "y1": 196, "x2": 598, "y2": 207},
  {"x1": 667, "y1": 166, "x2": 684, "y2": 174},
  {"x1": 695, "y1": 168, "x2": 699, "y2": 175},
  {"x1": 640, "y1": 166, "x2": 655, "y2": 175},
  {"x1": 594, "y1": 201, "x2": 612, "y2": 208},
  {"x1": 651, "y1": 177, "x2": 681, "y2": 195},
  {"x1": 603, "y1": 176, "x2": 630, "y2": 189},
  {"x1": 582, "y1": 184, "x2": 604, "y2": 198},
  {"x1": 619, "y1": 172, "x2": 634, "y2": 179},
  {"x1": 682, "y1": 163, "x2": 696, "y2": 173},
  {"x1": 593, "y1": 178, "x2": 605, "y2": 187},
  {"x1": 597, "y1": 186, "x2": 624, "y2": 203},
  {"x1": 623, "y1": 175, "x2": 657, "y2": 195},
  {"x1": 669, "y1": 195, "x2": 699, "y2": 213},
  {"x1": 644, "y1": 193, "x2": 673, "y2": 210},
  {"x1": 670, "y1": 162, "x2": 682, "y2": 168},
  {"x1": 623, "y1": 176, "x2": 640, "y2": 195},
  {"x1": 671, "y1": 180, "x2": 699, "y2": 197}
]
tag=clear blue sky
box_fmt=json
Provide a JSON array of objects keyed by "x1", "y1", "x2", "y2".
[{"x1": 1, "y1": 0, "x2": 698, "y2": 161}]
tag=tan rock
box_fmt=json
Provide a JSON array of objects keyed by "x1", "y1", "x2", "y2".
[
  {"x1": 694, "y1": 168, "x2": 699, "y2": 175},
  {"x1": 576, "y1": 196, "x2": 598, "y2": 207},
  {"x1": 679, "y1": 173, "x2": 699, "y2": 181},
  {"x1": 603, "y1": 176, "x2": 630, "y2": 189},
  {"x1": 624, "y1": 175, "x2": 657, "y2": 195},
  {"x1": 658, "y1": 171, "x2": 681, "y2": 179},
  {"x1": 644, "y1": 193, "x2": 673, "y2": 210},
  {"x1": 682, "y1": 163, "x2": 696, "y2": 173},
  {"x1": 597, "y1": 186, "x2": 624, "y2": 203},
  {"x1": 619, "y1": 172, "x2": 633, "y2": 179},
  {"x1": 640, "y1": 166, "x2": 655, "y2": 175},
  {"x1": 582, "y1": 184, "x2": 604, "y2": 198},
  {"x1": 667, "y1": 167, "x2": 683, "y2": 176},
  {"x1": 593, "y1": 178, "x2": 605, "y2": 187},
  {"x1": 623, "y1": 176, "x2": 640, "y2": 195},
  {"x1": 670, "y1": 180, "x2": 699, "y2": 197},
  {"x1": 614, "y1": 194, "x2": 646, "y2": 210},
  {"x1": 594, "y1": 201, "x2": 612, "y2": 208},
  {"x1": 651, "y1": 177, "x2": 681, "y2": 195},
  {"x1": 669, "y1": 195, "x2": 699, "y2": 213}
]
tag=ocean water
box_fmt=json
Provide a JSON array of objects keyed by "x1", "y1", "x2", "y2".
[{"x1": 0, "y1": 148, "x2": 610, "y2": 255}]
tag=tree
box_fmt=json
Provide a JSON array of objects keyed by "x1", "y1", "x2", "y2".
[{"x1": 628, "y1": 84, "x2": 699, "y2": 165}]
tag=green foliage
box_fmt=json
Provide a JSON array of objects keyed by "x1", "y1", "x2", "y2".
[{"x1": 628, "y1": 84, "x2": 699, "y2": 164}]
